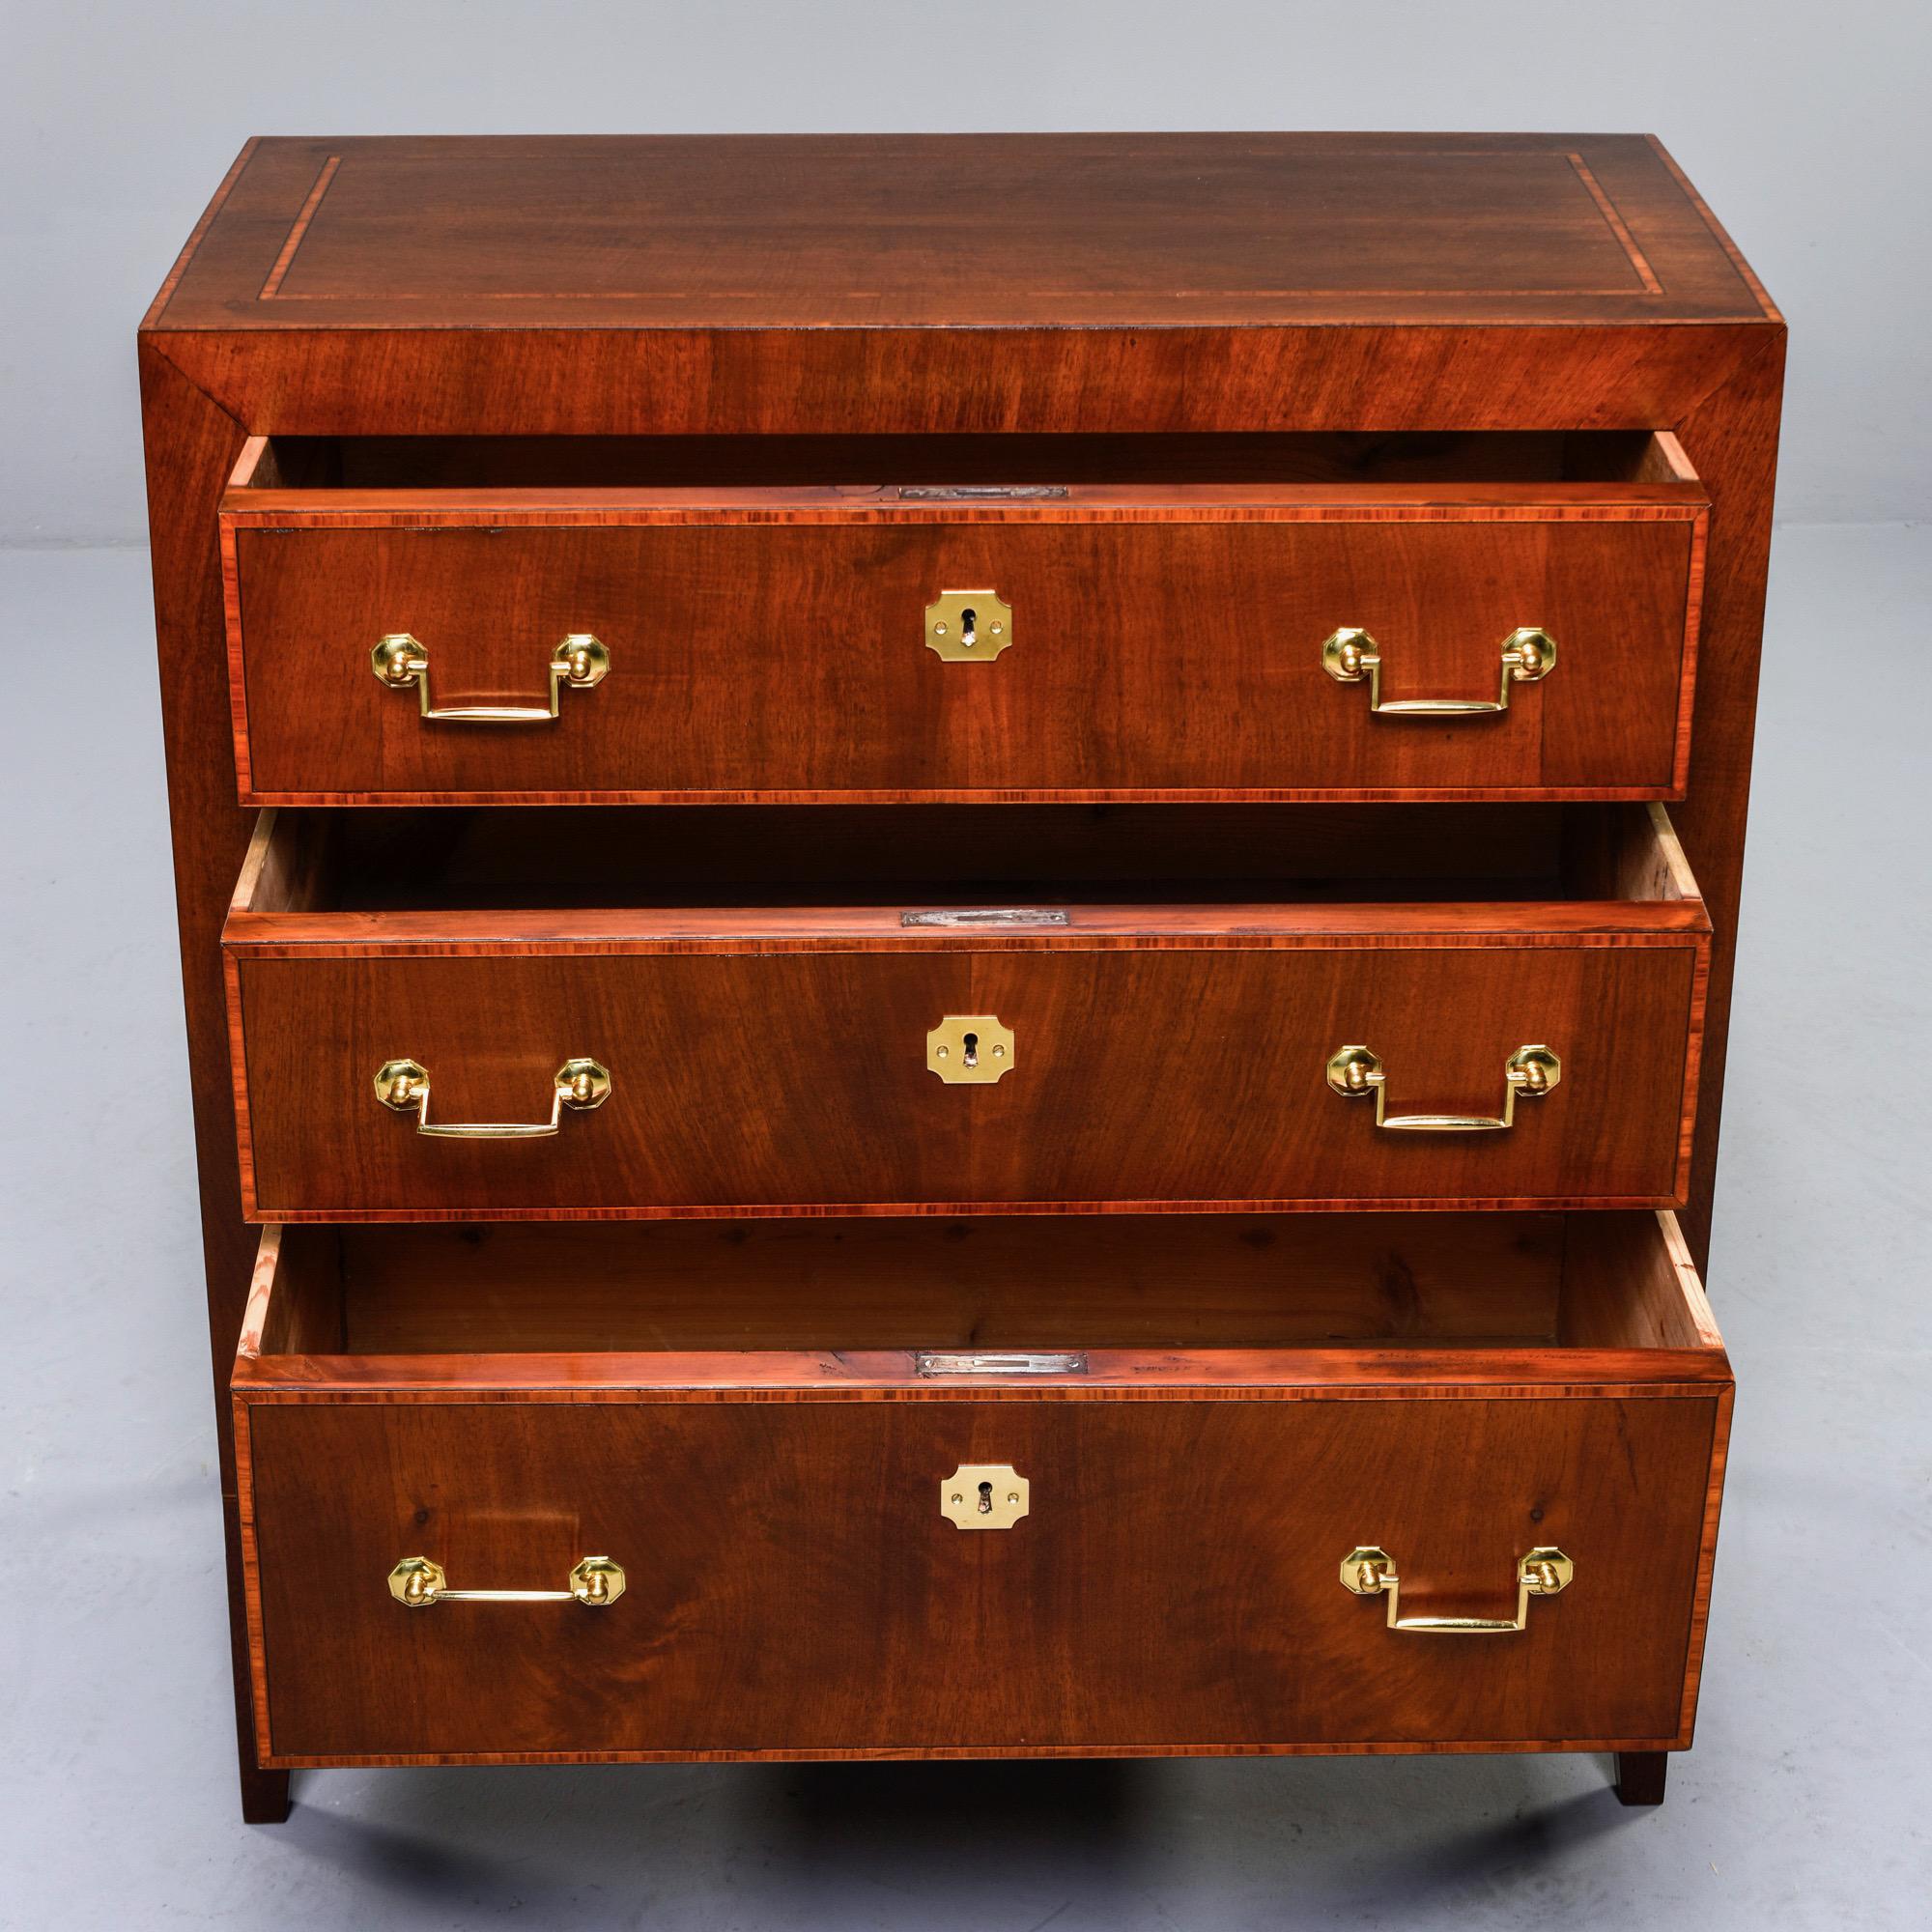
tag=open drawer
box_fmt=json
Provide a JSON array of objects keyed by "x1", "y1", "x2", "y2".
[
  {"x1": 221, "y1": 801, "x2": 1710, "y2": 1219},
  {"x1": 220, "y1": 430, "x2": 1707, "y2": 805},
  {"x1": 233, "y1": 1209, "x2": 1731, "y2": 1765}
]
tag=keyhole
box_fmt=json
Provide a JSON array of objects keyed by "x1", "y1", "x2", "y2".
[
  {"x1": 978, "y1": 1480, "x2": 994, "y2": 1514},
  {"x1": 962, "y1": 1030, "x2": 980, "y2": 1067},
  {"x1": 959, "y1": 606, "x2": 978, "y2": 649}
]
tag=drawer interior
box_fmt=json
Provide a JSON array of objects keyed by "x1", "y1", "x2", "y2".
[
  {"x1": 237, "y1": 430, "x2": 1699, "y2": 495},
  {"x1": 232, "y1": 800, "x2": 1701, "y2": 918},
  {"x1": 243, "y1": 1211, "x2": 1721, "y2": 1367}
]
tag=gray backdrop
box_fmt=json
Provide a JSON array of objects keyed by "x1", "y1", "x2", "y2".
[
  {"x1": 4, "y1": 8, "x2": 1930, "y2": 1926},
  {"x1": 2, "y1": 0, "x2": 1927, "y2": 543}
]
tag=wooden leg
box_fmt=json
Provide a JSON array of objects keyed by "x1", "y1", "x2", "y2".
[
  {"x1": 1614, "y1": 1750, "x2": 1668, "y2": 1806},
  {"x1": 241, "y1": 1763, "x2": 293, "y2": 1825}
]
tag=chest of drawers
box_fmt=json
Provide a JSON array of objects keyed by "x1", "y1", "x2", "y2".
[{"x1": 141, "y1": 134, "x2": 1782, "y2": 1822}]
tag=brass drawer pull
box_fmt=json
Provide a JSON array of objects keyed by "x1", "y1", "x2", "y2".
[
  {"x1": 374, "y1": 1057, "x2": 611, "y2": 1138},
  {"x1": 1326, "y1": 1043, "x2": 1559, "y2": 1132},
  {"x1": 1321, "y1": 626, "x2": 1555, "y2": 715},
  {"x1": 1341, "y1": 1546, "x2": 1572, "y2": 1634},
  {"x1": 371, "y1": 631, "x2": 610, "y2": 722},
  {"x1": 389, "y1": 1555, "x2": 625, "y2": 1607}
]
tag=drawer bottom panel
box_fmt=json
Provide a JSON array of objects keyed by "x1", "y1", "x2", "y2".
[{"x1": 241, "y1": 1392, "x2": 1719, "y2": 1763}]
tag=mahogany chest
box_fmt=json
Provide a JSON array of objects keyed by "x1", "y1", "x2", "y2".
[{"x1": 140, "y1": 134, "x2": 1782, "y2": 1820}]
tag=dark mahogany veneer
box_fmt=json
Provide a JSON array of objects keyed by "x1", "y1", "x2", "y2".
[{"x1": 142, "y1": 135, "x2": 1781, "y2": 1820}]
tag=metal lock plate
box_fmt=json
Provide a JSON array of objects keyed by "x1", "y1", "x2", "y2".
[
  {"x1": 941, "y1": 1464, "x2": 1030, "y2": 1529},
  {"x1": 924, "y1": 589, "x2": 1013, "y2": 661},
  {"x1": 917, "y1": 1350, "x2": 1088, "y2": 1377},
  {"x1": 899, "y1": 485, "x2": 1066, "y2": 501},
  {"x1": 925, "y1": 1015, "x2": 1015, "y2": 1083},
  {"x1": 901, "y1": 908, "x2": 1067, "y2": 928}
]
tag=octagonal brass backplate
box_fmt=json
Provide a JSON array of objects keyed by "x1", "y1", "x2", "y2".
[
  {"x1": 372, "y1": 633, "x2": 428, "y2": 687},
  {"x1": 1521, "y1": 1546, "x2": 1575, "y2": 1594},
  {"x1": 375, "y1": 1057, "x2": 431, "y2": 1111},
  {"x1": 551, "y1": 635, "x2": 611, "y2": 689},
  {"x1": 1325, "y1": 1046, "x2": 1384, "y2": 1098},
  {"x1": 941, "y1": 1464, "x2": 1030, "y2": 1529},
  {"x1": 388, "y1": 1555, "x2": 447, "y2": 1606},
  {"x1": 568, "y1": 1556, "x2": 627, "y2": 1605},
  {"x1": 1341, "y1": 1547, "x2": 1393, "y2": 1594},
  {"x1": 555, "y1": 1058, "x2": 613, "y2": 1110},
  {"x1": 925, "y1": 1015, "x2": 1015, "y2": 1083},
  {"x1": 924, "y1": 589, "x2": 1013, "y2": 661}
]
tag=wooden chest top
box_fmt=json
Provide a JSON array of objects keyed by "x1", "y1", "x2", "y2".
[{"x1": 149, "y1": 132, "x2": 1776, "y2": 334}]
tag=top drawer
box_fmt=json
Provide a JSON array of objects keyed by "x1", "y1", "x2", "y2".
[{"x1": 220, "y1": 432, "x2": 1707, "y2": 806}]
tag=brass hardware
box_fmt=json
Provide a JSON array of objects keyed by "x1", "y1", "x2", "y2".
[
  {"x1": 388, "y1": 1555, "x2": 626, "y2": 1607},
  {"x1": 902, "y1": 908, "x2": 1068, "y2": 928},
  {"x1": 917, "y1": 1350, "x2": 1088, "y2": 1376},
  {"x1": 925, "y1": 1015, "x2": 1016, "y2": 1084},
  {"x1": 925, "y1": 590, "x2": 1013, "y2": 662},
  {"x1": 1325, "y1": 1043, "x2": 1560, "y2": 1132},
  {"x1": 1321, "y1": 626, "x2": 1555, "y2": 715},
  {"x1": 375, "y1": 1057, "x2": 611, "y2": 1137},
  {"x1": 371, "y1": 631, "x2": 610, "y2": 722},
  {"x1": 941, "y1": 1464, "x2": 1031, "y2": 1529},
  {"x1": 1340, "y1": 1546, "x2": 1573, "y2": 1633}
]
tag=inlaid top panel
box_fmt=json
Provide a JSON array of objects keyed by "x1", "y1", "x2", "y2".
[{"x1": 152, "y1": 134, "x2": 1776, "y2": 331}]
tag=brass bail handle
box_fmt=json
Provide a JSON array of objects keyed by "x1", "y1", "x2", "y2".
[
  {"x1": 375, "y1": 1057, "x2": 611, "y2": 1139},
  {"x1": 371, "y1": 632, "x2": 610, "y2": 723},
  {"x1": 1341, "y1": 1546, "x2": 1574, "y2": 1634},
  {"x1": 388, "y1": 1555, "x2": 626, "y2": 1608},
  {"x1": 1321, "y1": 626, "x2": 1555, "y2": 715},
  {"x1": 1326, "y1": 1043, "x2": 1560, "y2": 1132}
]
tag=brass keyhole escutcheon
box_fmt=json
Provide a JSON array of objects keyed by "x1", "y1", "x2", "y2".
[
  {"x1": 942, "y1": 1465, "x2": 1030, "y2": 1529},
  {"x1": 926, "y1": 1015, "x2": 1016, "y2": 1083},
  {"x1": 925, "y1": 589, "x2": 1013, "y2": 662}
]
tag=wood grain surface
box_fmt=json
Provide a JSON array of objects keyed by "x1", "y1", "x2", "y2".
[
  {"x1": 154, "y1": 134, "x2": 1776, "y2": 332},
  {"x1": 221, "y1": 470, "x2": 1704, "y2": 804},
  {"x1": 224, "y1": 895, "x2": 1706, "y2": 1217},
  {"x1": 141, "y1": 134, "x2": 1779, "y2": 1803},
  {"x1": 322, "y1": 1212, "x2": 1578, "y2": 1355},
  {"x1": 237, "y1": 1394, "x2": 1719, "y2": 1762},
  {"x1": 229, "y1": 1209, "x2": 1730, "y2": 1764},
  {"x1": 139, "y1": 335, "x2": 292, "y2": 1824}
]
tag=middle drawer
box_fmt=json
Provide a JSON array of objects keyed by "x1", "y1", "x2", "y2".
[{"x1": 223, "y1": 804, "x2": 1707, "y2": 1220}]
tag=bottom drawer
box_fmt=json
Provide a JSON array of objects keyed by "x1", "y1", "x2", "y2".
[{"x1": 233, "y1": 1212, "x2": 1730, "y2": 1766}]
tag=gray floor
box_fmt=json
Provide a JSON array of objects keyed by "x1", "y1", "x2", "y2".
[{"x1": 2, "y1": 526, "x2": 1926, "y2": 1929}]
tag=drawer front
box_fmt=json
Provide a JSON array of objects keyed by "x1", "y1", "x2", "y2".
[
  {"x1": 225, "y1": 511, "x2": 1700, "y2": 802},
  {"x1": 239, "y1": 1392, "x2": 1720, "y2": 1761},
  {"x1": 229, "y1": 943, "x2": 1701, "y2": 1217}
]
